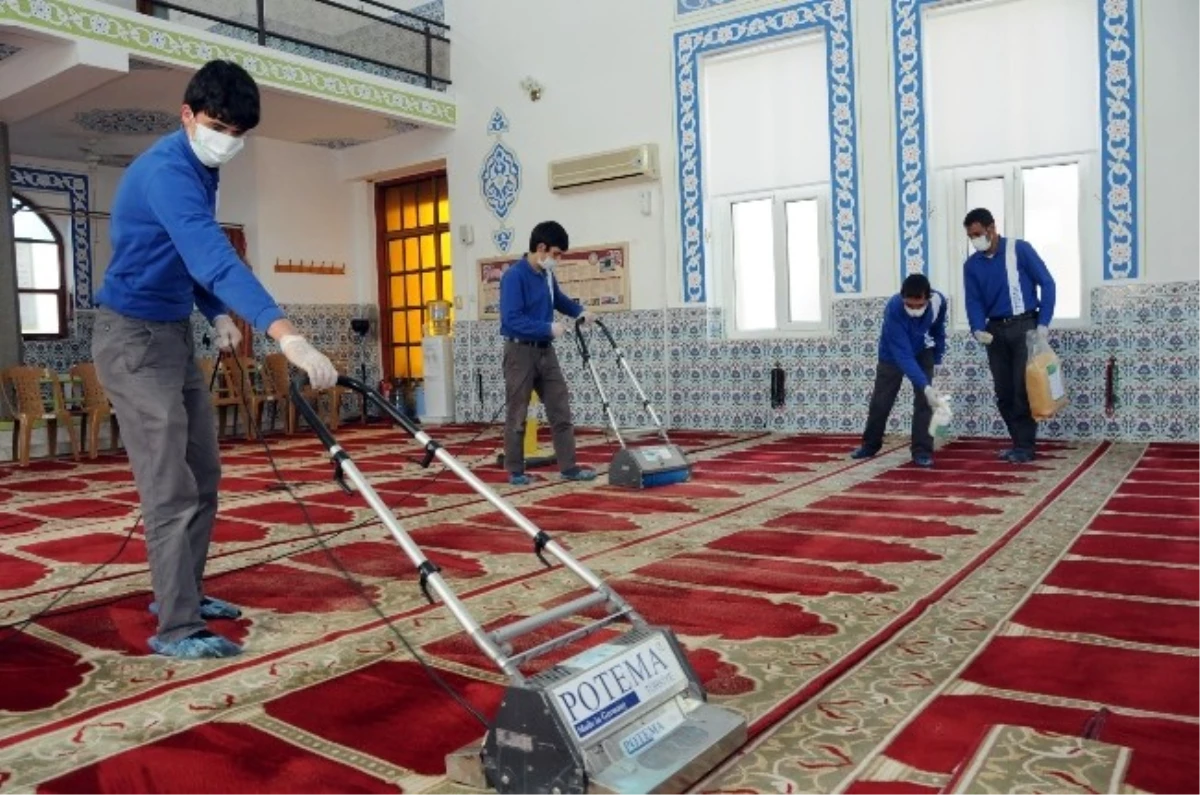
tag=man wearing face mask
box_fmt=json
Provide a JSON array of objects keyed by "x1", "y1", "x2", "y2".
[
  {"x1": 498, "y1": 221, "x2": 597, "y2": 486},
  {"x1": 850, "y1": 274, "x2": 948, "y2": 468},
  {"x1": 961, "y1": 207, "x2": 1056, "y2": 464},
  {"x1": 91, "y1": 60, "x2": 338, "y2": 660}
]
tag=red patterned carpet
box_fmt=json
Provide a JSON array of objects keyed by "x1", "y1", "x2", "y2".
[{"x1": 0, "y1": 427, "x2": 1195, "y2": 794}]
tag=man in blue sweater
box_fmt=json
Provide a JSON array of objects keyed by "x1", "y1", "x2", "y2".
[
  {"x1": 92, "y1": 61, "x2": 338, "y2": 659},
  {"x1": 962, "y1": 207, "x2": 1056, "y2": 463},
  {"x1": 499, "y1": 221, "x2": 596, "y2": 485},
  {"x1": 850, "y1": 274, "x2": 948, "y2": 467}
]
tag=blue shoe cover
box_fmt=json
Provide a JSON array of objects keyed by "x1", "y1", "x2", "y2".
[
  {"x1": 149, "y1": 596, "x2": 243, "y2": 620},
  {"x1": 148, "y1": 630, "x2": 242, "y2": 659}
]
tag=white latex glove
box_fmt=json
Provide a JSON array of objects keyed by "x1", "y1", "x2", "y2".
[
  {"x1": 1037, "y1": 325, "x2": 1050, "y2": 342},
  {"x1": 924, "y1": 385, "x2": 942, "y2": 407},
  {"x1": 212, "y1": 314, "x2": 242, "y2": 352},
  {"x1": 973, "y1": 330, "x2": 994, "y2": 345},
  {"x1": 280, "y1": 334, "x2": 338, "y2": 390},
  {"x1": 550, "y1": 322, "x2": 566, "y2": 339}
]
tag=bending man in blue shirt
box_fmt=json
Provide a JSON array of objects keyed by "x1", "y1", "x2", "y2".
[
  {"x1": 962, "y1": 208, "x2": 1056, "y2": 463},
  {"x1": 499, "y1": 222, "x2": 596, "y2": 486},
  {"x1": 851, "y1": 274, "x2": 948, "y2": 467},
  {"x1": 92, "y1": 61, "x2": 338, "y2": 660}
]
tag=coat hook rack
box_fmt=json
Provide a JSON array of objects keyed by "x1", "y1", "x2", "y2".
[{"x1": 274, "y1": 258, "x2": 346, "y2": 275}]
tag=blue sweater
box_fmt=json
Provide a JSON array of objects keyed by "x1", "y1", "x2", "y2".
[
  {"x1": 96, "y1": 130, "x2": 285, "y2": 332},
  {"x1": 499, "y1": 257, "x2": 583, "y2": 341},
  {"x1": 878, "y1": 290, "x2": 948, "y2": 391},
  {"x1": 963, "y1": 236, "x2": 1055, "y2": 332}
]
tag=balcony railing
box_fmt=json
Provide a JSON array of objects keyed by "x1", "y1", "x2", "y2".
[{"x1": 135, "y1": 0, "x2": 450, "y2": 90}]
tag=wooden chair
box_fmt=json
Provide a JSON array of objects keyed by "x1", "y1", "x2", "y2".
[
  {"x1": 268, "y1": 353, "x2": 340, "y2": 433},
  {"x1": 197, "y1": 356, "x2": 243, "y2": 437},
  {"x1": 68, "y1": 362, "x2": 120, "y2": 459},
  {"x1": 224, "y1": 356, "x2": 275, "y2": 440},
  {"x1": 259, "y1": 353, "x2": 296, "y2": 435},
  {"x1": 2, "y1": 366, "x2": 81, "y2": 466}
]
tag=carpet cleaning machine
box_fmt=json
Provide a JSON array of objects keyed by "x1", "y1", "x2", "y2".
[
  {"x1": 573, "y1": 317, "x2": 692, "y2": 489},
  {"x1": 291, "y1": 376, "x2": 745, "y2": 794}
]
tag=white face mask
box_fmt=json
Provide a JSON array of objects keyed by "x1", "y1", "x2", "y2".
[
  {"x1": 190, "y1": 122, "x2": 244, "y2": 167},
  {"x1": 541, "y1": 255, "x2": 558, "y2": 271},
  {"x1": 904, "y1": 304, "x2": 926, "y2": 318},
  {"x1": 969, "y1": 234, "x2": 991, "y2": 253}
]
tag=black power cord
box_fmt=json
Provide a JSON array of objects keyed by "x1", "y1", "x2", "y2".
[{"x1": 0, "y1": 335, "x2": 538, "y2": 732}]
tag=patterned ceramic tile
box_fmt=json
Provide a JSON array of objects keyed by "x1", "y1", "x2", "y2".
[{"x1": 454, "y1": 282, "x2": 1197, "y2": 442}]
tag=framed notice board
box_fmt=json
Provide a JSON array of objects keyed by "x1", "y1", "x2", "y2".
[{"x1": 478, "y1": 242, "x2": 630, "y2": 320}]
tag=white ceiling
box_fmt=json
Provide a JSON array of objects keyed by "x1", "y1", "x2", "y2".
[{"x1": 0, "y1": 37, "x2": 420, "y2": 167}]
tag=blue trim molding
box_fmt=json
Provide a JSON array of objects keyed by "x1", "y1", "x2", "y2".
[
  {"x1": 10, "y1": 166, "x2": 93, "y2": 309},
  {"x1": 1099, "y1": 0, "x2": 1138, "y2": 280},
  {"x1": 891, "y1": 0, "x2": 1139, "y2": 282},
  {"x1": 673, "y1": 0, "x2": 861, "y2": 304}
]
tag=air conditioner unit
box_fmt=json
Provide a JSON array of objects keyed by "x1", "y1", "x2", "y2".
[{"x1": 548, "y1": 143, "x2": 659, "y2": 191}]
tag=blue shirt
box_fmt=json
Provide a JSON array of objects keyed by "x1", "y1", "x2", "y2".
[
  {"x1": 96, "y1": 130, "x2": 285, "y2": 332},
  {"x1": 963, "y1": 236, "x2": 1055, "y2": 332},
  {"x1": 499, "y1": 257, "x2": 583, "y2": 341},
  {"x1": 878, "y1": 290, "x2": 948, "y2": 391}
]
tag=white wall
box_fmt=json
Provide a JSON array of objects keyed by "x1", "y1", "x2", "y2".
[
  {"x1": 218, "y1": 137, "x2": 356, "y2": 304},
  {"x1": 338, "y1": 0, "x2": 1197, "y2": 317},
  {"x1": 337, "y1": 0, "x2": 679, "y2": 317}
]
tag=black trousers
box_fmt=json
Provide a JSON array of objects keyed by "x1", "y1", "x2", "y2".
[
  {"x1": 861, "y1": 349, "x2": 935, "y2": 457},
  {"x1": 985, "y1": 314, "x2": 1038, "y2": 453}
]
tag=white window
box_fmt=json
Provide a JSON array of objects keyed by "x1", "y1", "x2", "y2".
[
  {"x1": 944, "y1": 158, "x2": 1090, "y2": 325},
  {"x1": 701, "y1": 32, "x2": 832, "y2": 335},
  {"x1": 12, "y1": 194, "x2": 68, "y2": 339},
  {"x1": 923, "y1": 0, "x2": 1099, "y2": 326}
]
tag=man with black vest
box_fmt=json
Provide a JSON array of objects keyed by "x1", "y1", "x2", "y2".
[
  {"x1": 499, "y1": 221, "x2": 597, "y2": 486},
  {"x1": 962, "y1": 207, "x2": 1057, "y2": 463}
]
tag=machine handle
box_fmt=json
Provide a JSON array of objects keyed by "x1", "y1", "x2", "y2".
[
  {"x1": 572, "y1": 315, "x2": 593, "y2": 361},
  {"x1": 591, "y1": 317, "x2": 619, "y2": 349},
  {"x1": 291, "y1": 374, "x2": 423, "y2": 439}
]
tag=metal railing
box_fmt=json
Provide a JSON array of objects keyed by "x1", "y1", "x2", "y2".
[{"x1": 135, "y1": 0, "x2": 450, "y2": 90}]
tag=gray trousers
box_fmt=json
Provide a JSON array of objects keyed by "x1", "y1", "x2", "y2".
[
  {"x1": 502, "y1": 341, "x2": 577, "y2": 473},
  {"x1": 861, "y1": 349, "x2": 936, "y2": 457},
  {"x1": 985, "y1": 314, "x2": 1038, "y2": 453},
  {"x1": 92, "y1": 308, "x2": 221, "y2": 644}
]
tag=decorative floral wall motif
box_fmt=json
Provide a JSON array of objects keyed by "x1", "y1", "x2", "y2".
[
  {"x1": 673, "y1": 0, "x2": 862, "y2": 304},
  {"x1": 73, "y1": 108, "x2": 179, "y2": 136},
  {"x1": 891, "y1": 0, "x2": 1139, "y2": 282},
  {"x1": 480, "y1": 108, "x2": 518, "y2": 253},
  {"x1": 0, "y1": 0, "x2": 455, "y2": 127},
  {"x1": 304, "y1": 137, "x2": 368, "y2": 150},
  {"x1": 11, "y1": 165, "x2": 92, "y2": 310}
]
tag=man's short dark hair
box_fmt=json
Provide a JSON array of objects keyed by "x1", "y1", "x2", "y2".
[
  {"x1": 963, "y1": 208, "x2": 995, "y2": 228},
  {"x1": 184, "y1": 60, "x2": 261, "y2": 132},
  {"x1": 529, "y1": 221, "x2": 569, "y2": 253},
  {"x1": 901, "y1": 273, "x2": 931, "y2": 299}
]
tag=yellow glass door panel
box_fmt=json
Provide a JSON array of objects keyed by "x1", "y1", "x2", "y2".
[
  {"x1": 392, "y1": 347, "x2": 409, "y2": 377},
  {"x1": 388, "y1": 240, "x2": 405, "y2": 274},
  {"x1": 391, "y1": 311, "x2": 408, "y2": 344},
  {"x1": 401, "y1": 185, "x2": 418, "y2": 230},
  {"x1": 404, "y1": 238, "x2": 420, "y2": 272},
  {"x1": 420, "y1": 234, "x2": 436, "y2": 270},
  {"x1": 409, "y1": 345, "x2": 424, "y2": 379},
  {"x1": 418, "y1": 180, "x2": 435, "y2": 228},
  {"x1": 384, "y1": 189, "x2": 402, "y2": 232},
  {"x1": 407, "y1": 310, "x2": 423, "y2": 344}
]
